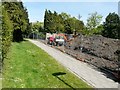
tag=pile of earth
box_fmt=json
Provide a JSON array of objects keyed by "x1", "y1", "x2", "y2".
[{"x1": 65, "y1": 35, "x2": 120, "y2": 70}]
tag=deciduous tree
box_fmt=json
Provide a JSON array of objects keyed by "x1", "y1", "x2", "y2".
[
  {"x1": 86, "y1": 12, "x2": 103, "y2": 35},
  {"x1": 102, "y1": 12, "x2": 120, "y2": 39}
]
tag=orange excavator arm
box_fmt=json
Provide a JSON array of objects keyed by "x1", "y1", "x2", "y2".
[{"x1": 56, "y1": 34, "x2": 67, "y2": 41}]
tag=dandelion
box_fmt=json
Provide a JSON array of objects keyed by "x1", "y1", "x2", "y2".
[{"x1": 20, "y1": 84, "x2": 25, "y2": 88}]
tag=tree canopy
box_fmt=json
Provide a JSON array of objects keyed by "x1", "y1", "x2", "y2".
[
  {"x1": 2, "y1": 5, "x2": 13, "y2": 61},
  {"x1": 2, "y1": 0, "x2": 30, "y2": 61},
  {"x1": 87, "y1": 12, "x2": 102, "y2": 30},
  {"x1": 44, "y1": 9, "x2": 84, "y2": 34},
  {"x1": 3, "y1": 1, "x2": 30, "y2": 42},
  {"x1": 85, "y1": 12, "x2": 103, "y2": 35},
  {"x1": 102, "y1": 12, "x2": 120, "y2": 39}
]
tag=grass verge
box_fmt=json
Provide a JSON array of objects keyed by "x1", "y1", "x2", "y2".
[
  {"x1": 3, "y1": 40, "x2": 92, "y2": 88},
  {"x1": 0, "y1": 79, "x2": 2, "y2": 89}
]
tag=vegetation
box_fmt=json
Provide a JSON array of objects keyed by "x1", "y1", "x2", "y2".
[
  {"x1": 80, "y1": 12, "x2": 120, "y2": 38},
  {"x1": 0, "y1": 2, "x2": 2, "y2": 73},
  {"x1": 28, "y1": 21, "x2": 45, "y2": 39},
  {"x1": 86, "y1": 12, "x2": 102, "y2": 30},
  {"x1": 39, "y1": 10, "x2": 120, "y2": 39},
  {"x1": 2, "y1": 0, "x2": 29, "y2": 62},
  {"x1": 2, "y1": 5, "x2": 13, "y2": 61},
  {"x1": 83, "y1": 12, "x2": 103, "y2": 35},
  {"x1": 32, "y1": 21, "x2": 44, "y2": 32},
  {"x1": 102, "y1": 12, "x2": 120, "y2": 39},
  {"x1": 2, "y1": 1, "x2": 30, "y2": 42},
  {"x1": 44, "y1": 9, "x2": 84, "y2": 34},
  {"x1": 3, "y1": 41, "x2": 92, "y2": 88}
]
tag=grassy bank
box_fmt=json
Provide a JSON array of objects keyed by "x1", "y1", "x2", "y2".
[
  {"x1": 3, "y1": 40, "x2": 92, "y2": 88},
  {"x1": 0, "y1": 79, "x2": 2, "y2": 89}
]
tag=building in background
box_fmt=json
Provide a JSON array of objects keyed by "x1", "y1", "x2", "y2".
[{"x1": 118, "y1": 1, "x2": 120, "y2": 16}]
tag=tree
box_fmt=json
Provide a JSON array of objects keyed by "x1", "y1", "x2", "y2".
[
  {"x1": 44, "y1": 9, "x2": 49, "y2": 32},
  {"x1": 102, "y1": 12, "x2": 120, "y2": 39},
  {"x1": 44, "y1": 10, "x2": 64, "y2": 33},
  {"x1": 60, "y1": 12, "x2": 71, "y2": 20},
  {"x1": 94, "y1": 24, "x2": 103, "y2": 34},
  {"x1": 32, "y1": 21, "x2": 44, "y2": 32},
  {"x1": 64, "y1": 16, "x2": 84, "y2": 34},
  {"x1": 60, "y1": 13, "x2": 84, "y2": 34},
  {"x1": 74, "y1": 19, "x2": 84, "y2": 34},
  {"x1": 2, "y1": 0, "x2": 30, "y2": 62},
  {"x1": 3, "y1": 1, "x2": 30, "y2": 42},
  {"x1": 64, "y1": 17, "x2": 75, "y2": 34},
  {"x1": 86, "y1": 12, "x2": 103, "y2": 35},
  {"x1": 2, "y1": 6, "x2": 13, "y2": 61},
  {"x1": 55, "y1": 14, "x2": 64, "y2": 33},
  {"x1": 60, "y1": 12, "x2": 72, "y2": 34},
  {"x1": 44, "y1": 10, "x2": 84, "y2": 34},
  {"x1": 44, "y1": 10, "x2": 55, "y2": 33}
]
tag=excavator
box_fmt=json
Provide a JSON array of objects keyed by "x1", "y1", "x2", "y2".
[
  {"x1": 54, "y1": 33, "x2": 67, "y2": 46},
  {"x1": 47, "y1": 33, "x2": 68, "y2": 46}
]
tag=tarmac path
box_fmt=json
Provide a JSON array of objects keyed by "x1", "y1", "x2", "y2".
[{"x1": 29, "y1": 39, "x2": 119, "y2": 88}]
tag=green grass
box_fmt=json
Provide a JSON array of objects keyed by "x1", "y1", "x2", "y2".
[
  {"x1": 3, "y1": 40, "x2": 92, "y2": 88},
  {"x1": 0, "y1": 79, "x2": 2, "y2": 89}
]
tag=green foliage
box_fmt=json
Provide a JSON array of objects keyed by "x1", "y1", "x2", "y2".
[
  {"x1": 38, "y1": 32, "x2": 46, "y2": 39},
  {"x1": 2, "y1": 1, "x2": 29, "y2": 62},
  {"x1": 32, "y1": 21, "x2": 44, "y2": 32},
  {"x1": 44, "y1": 10, "x2": 84, "y2": 34},
  {"x1": 0, "y1": 4, "x2": 2, "y2": 62},
  {"x1": 93, "y1": 24, "x2": 103, "y2": 34},
  {"x1": 59, "y1": 12, "x2": 71, "y2": 33},
  {"x1": 83, "y1": 12, "x2": 103, "y2": 36},
  {"x1": 44, "y1": 10, "x2": 64, "y2": 33},
  {"x1": 74, "y1": 19, "x2": 84, "y2": 34},
  {"x1": 82, "y1": 28, "x2": 91, "y2": 36},
  {"x1": 44, "y1": 10, "x2": 54, "y2": 33},
  {"x1": 86, "y1": 12, "x2": 103, "y2": 30},
  {"x1": 31, "y1": 21, "x2": 45, "y2": 39},
  {"x1": 82, "y1": 25, "x2": 103, "y2": 36},
  {"x1": 60, "y1": 12, "x2": 71, "y2": 20},
  {"x1": 102, "y1": 12, "x2": 120, "y2": 39},
  {"x1": 60, "y1": 13, "x2": 84, "y2": 34},
  {"x1": 2, "y1": 6, "x2": 13, "y2": 61},
  {"x1": 3, "y1": 1, "x2": 29, "y2": 42},
  {"x1": 64, "y1": 18, "x2": 73, "y2": 34}
]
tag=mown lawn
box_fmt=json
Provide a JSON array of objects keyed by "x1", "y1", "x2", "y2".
[
  {"x1": 0, "y1": 79, "x2": 1, "y2": 89},
  {"x1": 2, "y1": 40, "x2": 92, "y2": 88}
]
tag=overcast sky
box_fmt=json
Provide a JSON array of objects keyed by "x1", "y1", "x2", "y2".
[{"x1": 22, "y1": 1, "x2": 119, "y2": 24}]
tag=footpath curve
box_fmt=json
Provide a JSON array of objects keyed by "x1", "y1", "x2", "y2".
[{"x1": 29, "y1": 39, "x2": 118, "y2": 88}]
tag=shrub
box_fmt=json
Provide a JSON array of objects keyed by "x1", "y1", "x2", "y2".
[{"x1": 2, "y1": 7, "x2": 13, "y2": 61}]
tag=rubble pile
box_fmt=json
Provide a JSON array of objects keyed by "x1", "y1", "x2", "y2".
[{"x1": 65, "y1": 35, "x2": 120, "y2": 70}]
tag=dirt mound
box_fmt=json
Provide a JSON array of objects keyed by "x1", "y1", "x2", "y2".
[
  {"x1": 67, "y1": 35, "x2": 119, "y2": 61},
  {"x1": 65, "y1": 35, "x2": 120, "y2": 70}
]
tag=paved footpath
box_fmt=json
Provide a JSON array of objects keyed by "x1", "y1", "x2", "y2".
[{"x1": 29, "y1": 39, "x2": 118, "y2": 88}]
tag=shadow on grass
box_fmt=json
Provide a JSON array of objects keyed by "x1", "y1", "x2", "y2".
[
  {"x1": 52, "y1": 72, "x2": 75, "y2": 90},
  {"x1": 12, "y1": 39, "x2": 28, "y2": 43}
]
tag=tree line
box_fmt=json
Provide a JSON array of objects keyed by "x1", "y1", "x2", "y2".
[
  {"x1": 44, "y1": 9, "x2": 84, "y2": 34},
  {"x1": 43, "y1": 10, "x2": 120, "y2": 39},
  {"x1": 2, "y1": 0, "x2": 30, "y2": 61},
  {"x1": 84, "y1": 12, "x2": 120, "y2": 39}
]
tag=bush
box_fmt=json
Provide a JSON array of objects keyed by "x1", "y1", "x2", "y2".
[
  {"x1": 2, "y1": 7, "x2": 13, "y2": 61},
  {"x1": 102, "y1": 13, "x2": 120, "y2": 39}
]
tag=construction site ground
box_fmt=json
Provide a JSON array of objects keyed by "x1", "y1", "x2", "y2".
[{"x1": 29, "y1": 39, "x2": 119, "y2": 88}]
